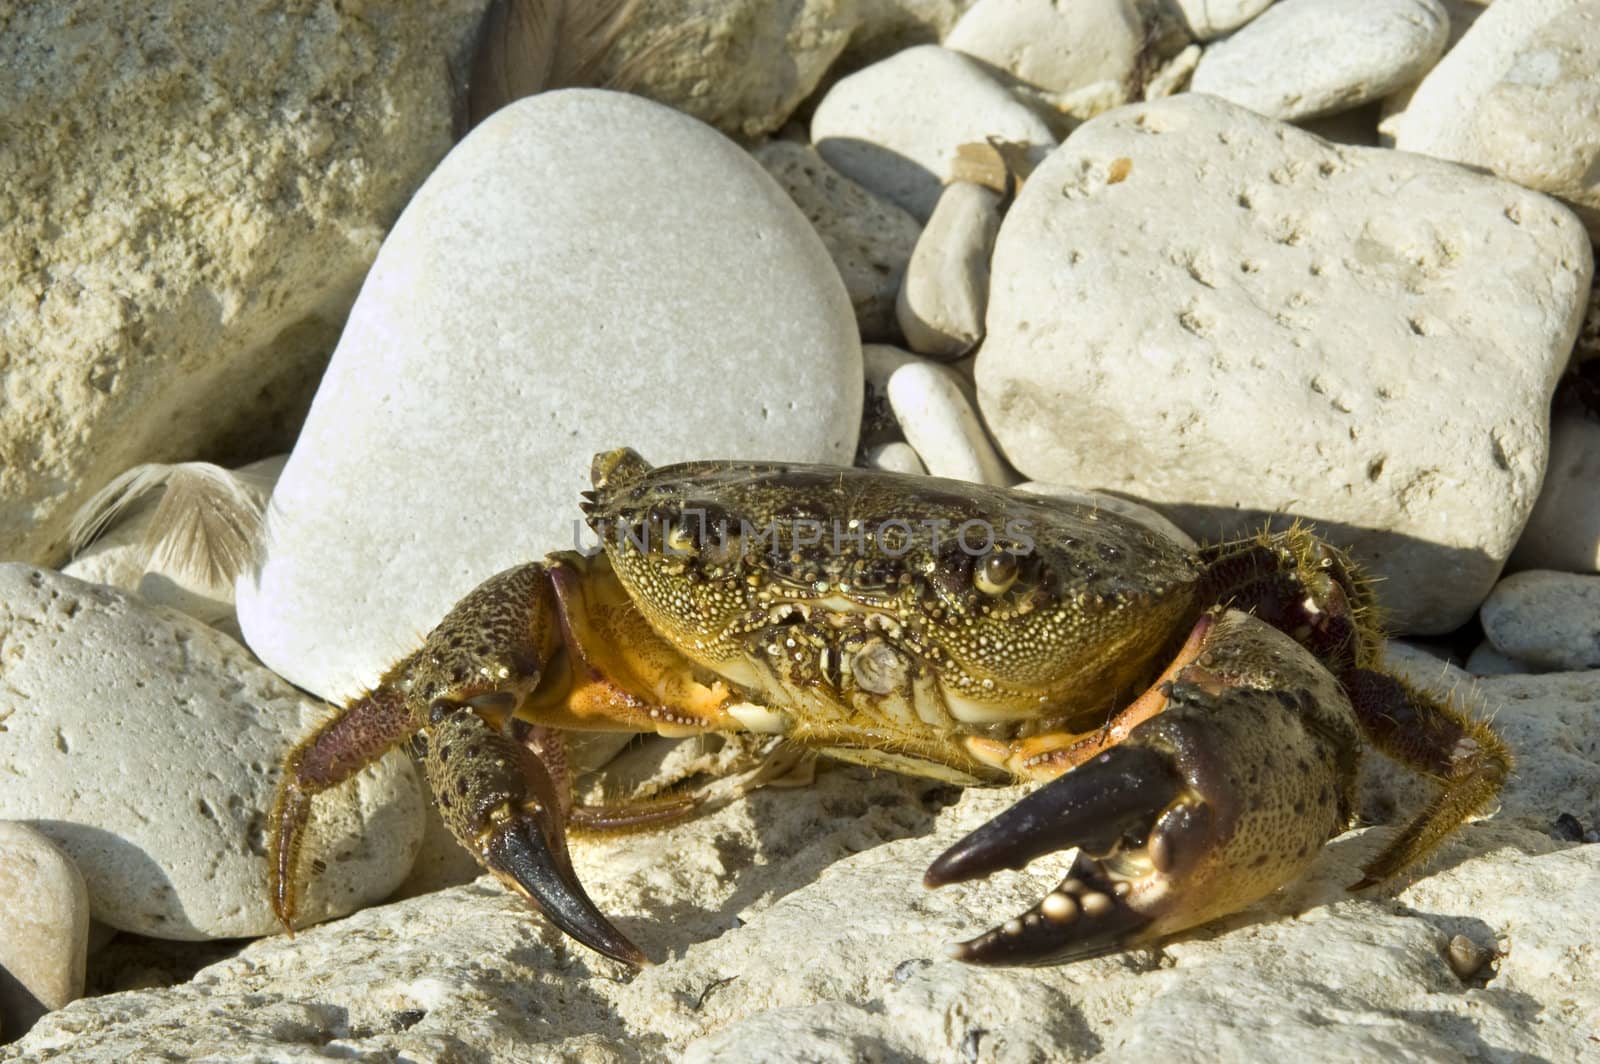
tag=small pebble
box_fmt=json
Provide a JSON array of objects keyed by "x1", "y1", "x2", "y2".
[
  {"x1": 0, "y1": 822, "x2": 90, "y2": 1038},
  {"x1": 1481, "y1": 571, "x2": 1600, "y2": 671},
  {"x1": 888, "y1": 362, "x2": 1015, "y2": 485},
  {"x1": 864, "y1": 441, "x2": 928, "y2": 476},
  {"x1": 897, "y1": 181, "x2": 1002, "y2": 360},
  {"x1": 1445, "y1": 933, "x2": 1494, "y2": 981}
]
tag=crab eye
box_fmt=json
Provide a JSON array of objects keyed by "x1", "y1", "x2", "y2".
[{"x1": 975, "y1": 551, "x2": 1019, "y2": 596}]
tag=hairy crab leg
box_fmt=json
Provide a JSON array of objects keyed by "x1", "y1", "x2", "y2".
[{"x1": 926, "y1": 610, "x2": 1362, "y2": 966}]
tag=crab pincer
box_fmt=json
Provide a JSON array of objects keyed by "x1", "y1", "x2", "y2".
[{"x1": 925, "y1": 610, "x2": 1360, "y2": 966}]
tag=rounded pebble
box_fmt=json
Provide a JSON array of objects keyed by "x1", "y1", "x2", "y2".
[
  {"x1": 0, "y1": 822, "x2": 89, "y2": 1038},
  {"x1": 1480, "y1": 570, "x2": 1600, "y2": 670},
  {"x1": 237, "y1": 90, "x2": 861, "y2": 702},
  {"x1": 888, "y1": 362, "x2": 1015, "y2": 485},
  {"x1": 897, "y1": 181, "x2": 1002, "y2": 360},
  {"x1": 0, "y1": 566, "x2": 423, "y2": 939}
]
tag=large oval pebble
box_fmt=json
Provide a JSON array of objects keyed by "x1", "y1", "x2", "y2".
[
  {"x1": 237, "y1": 90, "x2": 861, "y2": 701},
  {"x1": 0, "y1": 566, "x2": 423, "y2": 939},
  {"x1": 976, "y1": 94, "x2": 1593, "y2": 633}
]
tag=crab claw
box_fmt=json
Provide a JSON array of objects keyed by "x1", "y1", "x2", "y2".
[
  {"x1": 927, "y1": 610, "x2": 1359, "y2": 966},
  {"x1": 424, "y1": 706, "x2": 648, "y2": 968}
]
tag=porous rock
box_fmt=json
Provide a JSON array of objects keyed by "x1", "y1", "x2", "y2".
[
  {"x1": 976, "y1": 94, "x2": 1593, "y2": 633},
  {"x1": 1481, "y1": 570, "x2": 1600, "y2": 670},
  {"x1": 1385, "y1": 0, "x2": 1600, "y2": 238},
  {"x1": 753, "y1": 141, "x2": 924, "y2": 341},
  {"x1": 236, "y1": 90, "x2": 861, "y2": 703},
  {"x1": 811, "y1": 45, "x2": 1057, "y2": 221},
  {"x1": 9, "y1": 700, "x2": 1597, "y2": 1061},
  {"x1": 0, "y1": 566, "x2": 423, "y2": 939},
  {"x1": 0, "y1": 0, "x2": 488, "y2": 566},
  {"x1": 0, "y1": 822, "x2": 89, "y2": 1038},
  {"x1": 1189, "y1": 0, "x2": 1450, "y2": 121}
]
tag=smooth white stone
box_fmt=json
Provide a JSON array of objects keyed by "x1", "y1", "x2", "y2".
[
  {"x1": 237, "y1": 90, "x2": 861, "y2": 702},
  {"x1": 0, "y1": 823, "x2": 89, "y2": 1037},
  {"x1": 897, "y1": 181, "x2": 1002, "y2": 360},
  {"x1": 1481, "y1": 570, "x2": 1600, "y2": 670},
  {"x1": 0, "y1": 566, "x2": 423, "y2": 939},
  {"x1": 811, "y1": 45, "x2": 1057, "y2": 221},
  {"x1": 1190, "y1": 0, "x2": 1450, "y2": 121},
  {"x1": 1171, "y1": 0, "x2": 1277, "y2": 39},
  {"x1": 864, "y1": 441, "x2": 929, "y2": 476},
  {"x1": 945, "y1": 0, "x2": 1170, "y2": 102},
  {"x1": 1386, "y1": 0, "x2": 1600, "y2": 238},
  {"x1": 976, "y1": 94, "x2": 1593, "y2": 633},
  {"x1": 888, "y1": 362, "x2": 1014, "y2": 485}
]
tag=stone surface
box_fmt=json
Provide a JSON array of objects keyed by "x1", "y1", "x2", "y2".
[
  {"x1": 1190, "y1": 0, "x2": 1450, "y2": 121},
  {"x1": 236, "y1": 90, "x2": 861, "y2": 703},
  {"x1": 945, "y1": 0, "x2": 1180, "y2": 104},
  {"x1": 859, "y1": 343, "x2": 921, "y2": 453},
  {"x1": 847, "y1": 0, "x2": 982, "y2": 65},
  {"x1": 0, "y1": 823, "x2": 89, "y2": 1039},
  {"x1": 1171, "y1": 0, "x2": 1276, "y2": 39},
  {"x1": 62, "y1": 456, "x2": 286, "y2": 639},
  {"x1": 897, "y1": 181, "x2": 1002, "y2": 358},
  {"x1": 1466, "y1": 641, "x2": 1537, "y2": 677},
  {"x1": 811, "y1": 45, "x2": 1057, "y2": 221},
  {"x1": 9, "y1": 688, "x2": 1598, "y2": 1061},
  {"x1": 863, "y1": 440, "x2": 930, "y2": 475},
  {"x1": 0, "y1": 566, "x2": 423, "y2": 939},
  {"x1": 1481, "y1": 570, "x2": 1600, "y2": 670},
  {"x1": 753, "y1": 141, "x2": 924, "y2": 341},
  {"x1": 0, "y1": 0, "x2": 489, "y2": 567},
  {"x1": 888, "y1": 362, "x2": 1015, "y2": 484},
  {"x1": 597, "y1": 0, "x2": 860, "y2": 139},
  {"x1": 1509, "y1": 412, "x2": 1600, "y2": 574},
  {"x1": 1385, "y1": 0, "x2": 1600, "y2": 238},
  {"x1": 976, "y1": 94, "x2": 1594, "y2": 634}
]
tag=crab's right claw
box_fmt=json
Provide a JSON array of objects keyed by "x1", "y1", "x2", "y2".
[
  {"x1": 425, "y1": 706, "x2": 649, "y2": 968},
  {"x1": 926, "y1": 610, "x2": 1359, "y2": 966}
]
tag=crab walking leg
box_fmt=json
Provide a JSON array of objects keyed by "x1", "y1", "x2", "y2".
[
  {"x1": 268, "y1": 685, "x2": 417, "y2": 932},
  {"x1": 926, "y1": 610, "x2": 1363, "y2": 966},
  {"x1": 1342, "y1": 668, "x2": 1511, "y2": 889}
]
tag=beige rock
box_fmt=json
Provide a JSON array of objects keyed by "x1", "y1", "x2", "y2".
[
  {"x1": 1509, "y1": 412, "x2": 1600, "y2": 573},
  {"x1": 0, "y1": 823, "x2": 89, "y2": 1039},
  {"x1": 1481, "y1": 570, "x2": 1600, "y2": 669},
  {"x1": 888, "y1": 362, "x2": 1015, "y2": 484},
  {"x1": 896, "y1": 181, "x2": 1002, "y2": 359},
  {"x1": 0, "y1": 0, "x2": 489, "y2": 566},
  {"x1": 1385, "y1": 0, "x2": 1600, "y2": 238},
  {"x1": 848, "y1": 0, "x2": 983, "y2": 64},
  {"x1": 754, "y1": 141, "x2": 924, "y2": 341},
  {"x1": 0, "y1": 566, "x2": 423, "y2": 939},
  {"x1": 596, "y1": 0, "x2": 860, "y2": 138},
  {"x1": 976, "y1": 94, "x2": 1593, "y2": 633},
  {"x1": 811, "y1": 45, "x2": 1057, "y2": 221},
  {"x1": 863, "y1": 441, "x2": 930, "y2": 475}
]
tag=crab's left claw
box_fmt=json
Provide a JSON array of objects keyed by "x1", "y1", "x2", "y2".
[{"x1": 926, "y1": 610, "x2": 1361, "y2": 966}]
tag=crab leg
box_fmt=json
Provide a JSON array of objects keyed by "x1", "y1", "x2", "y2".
[{"x1": 926, "y1": 610, "x2": 1361, "y2": 966}]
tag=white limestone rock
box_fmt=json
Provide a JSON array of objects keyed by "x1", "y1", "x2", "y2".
[
  {"x1": 897, "y1": 181, "x2": 1002, "y2": 359},
  {"x1": 811, "y1": 45, "x2": 1057, "y2": 221},
  {"x1": 1385, "y1": 0, "x2": 1600, "y2": 238},
  {"x1": 864, "y1": 441, "x2": 930, "y2": 475},
  {"x1": 1509, "y1": 412, "x2": 1600, "y2": 574},
  {"x1": 888, "y1": 362, "x2": 1015, "y2": 484},
  {"x1": 1171, "y1": 0, "x2": 1277, "y2": 39},
  {"x1": 0, "y1": 823, "x2": 89, "y2": 1038},
  {"x1": 237, "y1": 90, "x2": 861, "y2": 703},
  {"x1": 0, "y1": 0, "x2": 486, "y2": 567},
  {"x1": 753, "y1": 141, "x2": 924, "y2": 342},
  {"x1": 1481, "y1": 570, "x2": 1600, "y2": 670},
  {"x1": 0, "y1": 566, "x2": 424, "y2": 939},
  {"x1": 975, "y1": 94, "x2": 1593, "y2": 633},
  {"x1": 1191, "y1": 0, "x2": 1450, "y2": 121},
  {"x1": 945, "y1": 0, "x2": 1181, "y2": 104}
]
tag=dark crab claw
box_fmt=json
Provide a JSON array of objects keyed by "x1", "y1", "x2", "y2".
[
  {"x1": 423, "y1": 705, "x2": 649, "y2": 968},
  {"x1": 925, "y1": 610, "x2": 1358, "y2": 967}
]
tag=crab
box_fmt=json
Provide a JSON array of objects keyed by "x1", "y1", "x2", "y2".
[{"x1": 267, "y1": 449, "x2": 1510, "y2": 967}]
